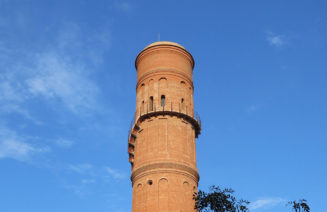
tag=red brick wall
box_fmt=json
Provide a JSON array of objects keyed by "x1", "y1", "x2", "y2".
[{"x1": 131, "y1": 42, "x2": 199, "y2": 212}]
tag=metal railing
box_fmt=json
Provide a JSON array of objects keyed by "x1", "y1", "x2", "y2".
[
  {"x1": 127, "y1": 102, "x2": 202, "y2": 167},
  {"x1": 128, "y1": 101, "x2": 201, "y2": 141},
  {"x1": 137, "y1": 102, "x2": 195, "y2": 117}
]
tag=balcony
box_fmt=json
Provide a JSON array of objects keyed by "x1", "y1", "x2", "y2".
[{"x1": 127, "y1": 102, "x2": 201, "y2": 167}]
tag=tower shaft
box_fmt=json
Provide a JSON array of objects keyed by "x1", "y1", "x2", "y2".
[{"x1": 128, "y1": 42, "x2": 201, "y2": 212}]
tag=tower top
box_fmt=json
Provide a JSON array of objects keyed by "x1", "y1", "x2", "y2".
[
  {"x1": 135, "y1": 41, "x2": 194, "y2": 69},
  {"x1": 143, "y1": 41, "x2": 186, "y2": 50}
]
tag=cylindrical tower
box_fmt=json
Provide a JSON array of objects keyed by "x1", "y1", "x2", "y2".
[{"x1": 128, "y1": 41, "x2": 201, "y2": 212}]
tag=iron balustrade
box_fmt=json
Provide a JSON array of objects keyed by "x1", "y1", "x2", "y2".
[
  {"x1": 128, "y1": 101, "x2": 201, "y2": 142},
  {"x1": 127, "y1": 102, "x2": 201, "y2": 167}
]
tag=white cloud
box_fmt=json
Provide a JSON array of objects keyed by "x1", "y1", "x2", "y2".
[
  {"x1": 0, "y1": 71, "x2": 41, "y2": 123},
  {"x1": 250, "y1": 197, "x2": 286, "y2": 210},
  {"x1": 81, "y1": 179, "x2": 96, "y2": 184},
  {"x1": 0, "y1": 22, "x2": 110, "y2": 119},
  {"x1": 63, "y1": 183, "x2": 90, "y2": 197},
  {"x1": 69, "y1": 164, "x2": 125, "y2": 180},
  {"x1": 0, "y1": 127, "x2": 49, "y2": 161},
  {"x1": 266, "y1": 32, "x2": 286, "y2": 47},
  {"x1": 26, "y1": 53, "x2": 99, "y2": 113},
  {"x1": 68, "y1": 163, "x2": 93, "y2": 174},
  {"x1": 114, "y1": 2, "x2": 132, "y2": 13},
  {"x1": 0, "y1": 81, "x2": 23, "y2": 102},
  {"x1": 64, "y1": 163, "x2": 125, "y2": 196},
  {"x1": 247, "y1": 104, "x2": 259, "y2": 113},
  {"x1": 55, "y1": 138, "x2": 74, "y2": 148},
  {"x1": 269, "y1": 36, "x2": 284, "y2": 46},
  {"x1": 0, "y1": 103, "x2": 44, "y2": 125},
  {"x1": 0, "y1": 54, "x2": 100, "y2": 118},
  {"x1": 104, "y1": 166, "x2": 126, "y2": 180},
  {"x1": 68, "y1": 163, "x2": 126, "y2": 185},
  {"x1": 0, "y1": 139, "x2": 36, "y2": 160}
]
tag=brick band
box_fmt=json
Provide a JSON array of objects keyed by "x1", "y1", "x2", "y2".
[{"x1": 131, "y1": 162, "x2": 200, "y2": 184}]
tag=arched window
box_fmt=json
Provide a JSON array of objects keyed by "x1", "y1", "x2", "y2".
[
  {"x1": 161, "y1": 95, "x2": 165, "y2": 107},
  {"x1": 149, "y1": 96, "x2": 153, "y2": 111},
  {"x1": 141, "y1": 100, "x2": 144, "y2": 113},
  {"x1": 181, "y1": 98, "x2": 185, "y2": 110}
]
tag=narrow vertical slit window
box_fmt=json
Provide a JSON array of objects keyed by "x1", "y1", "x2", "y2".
[
  {"x1": 181, "y1": 98, "x2": 185, "y2": 110},
  {"x1": 161, "y1": 95, "x2": 165, "y2": 107},
  {"x1": 141, "y1": 100, "x2": 144, "y2": 113},
  {"x1": 149, "y1": 96, "x2": 153, "y2": 111}
]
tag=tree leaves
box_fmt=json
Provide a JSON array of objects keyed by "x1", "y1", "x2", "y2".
[
  {"x1": 194, "y1": 185, "x2": 310, "y2": 212},
  {"x1": 288, "y1": 199, "x2": 310, "y2": 212},
  {"x1": 193, "y1": 185, "x2": 249, "y2": 212}
]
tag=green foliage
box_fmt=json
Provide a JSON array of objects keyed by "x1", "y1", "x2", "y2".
[
  {"x1": 193, "y1": 185, "x2": 250, "y2": 212},
  {"x1": 194, "y1": 185, "x2": 310, "y2": 212},
  {"x1": 288, "y1": 199, "x2": 310, "y2": 212}
]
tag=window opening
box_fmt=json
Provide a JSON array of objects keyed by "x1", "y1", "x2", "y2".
[
  {"x1": 181, "y1": 98, "x2": 185, "y2": 110},
  {"x1": 149, "y1": 96, "x2": 153, "y2": 111},
  {"x1": 141, "y1": 101, "x2": 144, "y2": 113},
  {"x1": 161, "y1": 95, "x2": 165, "y2": 107}
]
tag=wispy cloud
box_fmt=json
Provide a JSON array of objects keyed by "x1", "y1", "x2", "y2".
[
  {"x1": 266, "y1": 32, "x2": 286, "y2": 47},
  {"x1": 26, "y1": 53, "x2": 100, "y2": 114},
  {"x1": 114, "y1": 1, "x2": 132, "y2": 13},
  {"x1": 63, "y1": 183, "x2": 91, "y2": 197},
  {"x1": 0, "y1": 126, "x2": 49, "y2": 161},
  {"x1": 68, "y1": 163, "x2": 126, "y2": 181},
  {"x1": 104, "y1": 166, "x2": 126, "y2": 180},
  {"x1": 247, "y1": 104, "x2": 259, "y2": 113},
  {"x1": 0, "y1": 4, "x2": 125, "y2": 202},
  {"x1": 68, "y1": 163, "x2": 94, "y2": 174},
  {"x1": 55, "y1": 138, "x2": 74, "y2": 148},
  {"x1": 0, "y1": 81, "x2": 24, "y2": 102},
  {"x1": 250, "y1": 197, "x2": 286, "y2": 210},
  {"x1": 81, "y1": 179, "x2": 96, "y2": 184},
  {"x1": 0, "y1": 22, "x2": 110, "y2": 119},
  {"x1": 65, "y1": 163, "x2": 126, "y2": 196}
]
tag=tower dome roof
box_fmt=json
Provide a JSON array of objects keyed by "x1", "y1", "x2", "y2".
[
  {"x1": 143, "y1": 41, "x2": 186, "y2": 50},
  {"x1": 136, "y1": 41, "x2": 194, "y2": 69}
]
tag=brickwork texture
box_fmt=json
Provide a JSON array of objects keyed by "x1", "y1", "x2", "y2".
[{"x1": 128, "y1": 41, "x2": 201, "y2": 212}]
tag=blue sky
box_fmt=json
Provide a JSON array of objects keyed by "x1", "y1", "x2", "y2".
[{"x1": 0, "y1": 0, "x2": 326, "y2": 211}]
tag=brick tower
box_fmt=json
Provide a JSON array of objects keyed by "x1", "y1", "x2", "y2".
[{"x1": 128, "y1": 41, "x2": 201, "y2": 212}]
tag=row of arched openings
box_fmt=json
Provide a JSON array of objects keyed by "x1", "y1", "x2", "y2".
[
  {"x1": 143, "y1": 95, "x2": 186, "y2": 112},
  {"x1": 143, "y1": 95, "x2": 166, "y2": 111}
]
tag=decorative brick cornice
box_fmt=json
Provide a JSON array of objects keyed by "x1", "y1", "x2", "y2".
[
  {"x1": 131, "y1": 162, "x2": 199, "y2": 184},
  {"x1": 136, "y1": 110, "x2": 201, "y2": 138},
  {"x1": 135, "y1": 44, "x2": 194, "y2": 70},
  {"x1": 136, "y1": 68, "x2": 194, "y2": 90}
]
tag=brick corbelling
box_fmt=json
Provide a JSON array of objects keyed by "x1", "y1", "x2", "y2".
[
  {"x1": 131, "y1": 162, "x2": 200, "y2": 185},
  {"x1": 132, "y1": 170, "x2": 198, "y2": 187},
  {"x1": 135, "y1": 110, "x2": 201, "y2": 138},
  {"x1": 135, "y1": 45, "x2": 195, "y2": 70},
  {"x1": 136, "y1": 68, "x2": 194, "y2": 90}
]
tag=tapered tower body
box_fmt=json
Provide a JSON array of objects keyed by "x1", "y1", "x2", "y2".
[{"x1": 128, "y1": 41, "x2": 201, "y2": 212}]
